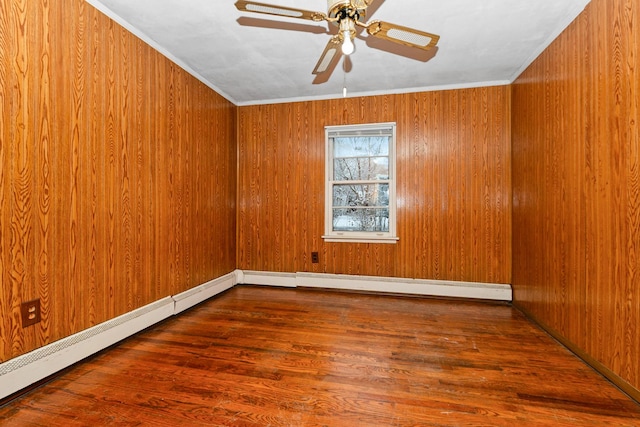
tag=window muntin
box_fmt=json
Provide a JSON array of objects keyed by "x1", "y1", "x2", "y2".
[{"x1": 324, "y1": 123, "x2": 397, "y2": 243}]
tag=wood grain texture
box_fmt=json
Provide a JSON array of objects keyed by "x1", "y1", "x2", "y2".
[
  {"x1": 237, "y1": 88, "x2": 512, "y2": 284},
  {"x1": 2, "y1": 286, "x2": 639, "y2": 425},
  {"x1": 0, "y1": 0, "x2": 237, "y2": 362},
  {"x1": 0, "y1": 0, "x2": 10, "y2": 359},
  {"x1": 512, "y1": 0, "x2": 640, "y2": 395}
]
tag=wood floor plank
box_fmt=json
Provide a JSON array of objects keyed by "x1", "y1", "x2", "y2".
[{"x1": 1, "y1": 286, "x2": 639, "y2": 426}]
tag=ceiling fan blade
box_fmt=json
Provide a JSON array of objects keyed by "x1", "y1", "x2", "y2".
[
  {"x1": 313, "y1": 35, "x2": 342, "y2": 75},
  {"x1": 237, "y1": 17, "x2": 329, "y2": 35},
  {"x1": 366, "y1": 20, "x2": 439, "y2": 50},
  {"x1": 235, "y1": 1, "x2": 327, "y2": 22}
]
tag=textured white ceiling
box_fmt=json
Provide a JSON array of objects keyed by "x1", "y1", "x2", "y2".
[{"x1": 86, "y1": 0, "x2": 591, "y2": 105}]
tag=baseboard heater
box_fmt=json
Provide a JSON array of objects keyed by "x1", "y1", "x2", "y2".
[
  {"x1": 0, "y1": 270, "x2": 510, "y2": 401},
  {"x1": 0, "y1": 272, "x2": 237, "y2": 401},
  {"x1": 241, "y1": 270, "x2": 512, "y2": 301}
]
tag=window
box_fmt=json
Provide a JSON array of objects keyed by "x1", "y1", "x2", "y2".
[{"x1": 323, "y1": 122, "x2": 398, "y2": 243}]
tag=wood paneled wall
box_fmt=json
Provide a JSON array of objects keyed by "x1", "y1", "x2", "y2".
[
  {"x1": 512, "y1": 0, "x2": 639, "y2": 396},
  {"x1": 237, "y1": 88, "x2": 511, "y2": 284},
  {"x1": 0, "y1": 0, "x2": 237, "y2": 362}
]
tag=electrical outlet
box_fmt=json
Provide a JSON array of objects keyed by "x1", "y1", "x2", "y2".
[
  {"x1": 311, "y1": 252, "x2": 319, "y2": 263},
  {"x1": 21, "y1": 299, "x2": 41, "y2": 328}
]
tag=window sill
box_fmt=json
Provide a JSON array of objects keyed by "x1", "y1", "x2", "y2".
[{"x1": 322, "y1": 235, "x2": 399, "y2": 244}]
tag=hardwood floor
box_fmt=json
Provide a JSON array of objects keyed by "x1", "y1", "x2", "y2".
[{"x1": 1, "y1": 286, "x2": 639, "y2": 426}]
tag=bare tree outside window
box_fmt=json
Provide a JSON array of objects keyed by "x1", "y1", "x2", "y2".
[{"x1": 324, "y1": 123, "x2": 397, "y2": 242}]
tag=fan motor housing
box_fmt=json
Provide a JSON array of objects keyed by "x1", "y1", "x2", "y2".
[
  {"x1": 327, "y1": 0, "x2": 365, "y2": 20},
  {"x1": 327, "y1": 0, "x2": 349, "y2": 17}
]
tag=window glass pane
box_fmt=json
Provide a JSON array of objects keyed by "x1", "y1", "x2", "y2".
[
  {"x1": 324, "y1": 122, "x2": 396, "y2": 240},
  {"x1": 334, "y1": 157, "x2": 389, "y2": 181},
  {"x1": 333, "y1": 208, "x2": 390, "y2": 232},
  {"x1": 332, "y1": 184, "x2": 389, "y2": 207},
  {"x1": 333, "y1": 136, "x2": 390, "y2": 158}
]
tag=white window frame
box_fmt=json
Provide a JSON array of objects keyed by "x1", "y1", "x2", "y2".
[{"x1": 323, "y1": 122, "x2": 398, "y2": 244}]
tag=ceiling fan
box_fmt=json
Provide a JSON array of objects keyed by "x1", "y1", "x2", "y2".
[{"x1": 234, "y1": 0, "x2": 440, "y2": 75}]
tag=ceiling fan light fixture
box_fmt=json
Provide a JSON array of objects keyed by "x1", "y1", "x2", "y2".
[
  {"x1": 341, "y1": 31, "x2": 355, "y2": 55},
  {"x1": 339, "y1": 16, "x2": 356, "y2": 55}
]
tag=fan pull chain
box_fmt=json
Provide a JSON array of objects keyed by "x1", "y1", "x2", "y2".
[{"x1": 342, "y1": 58, "x2": 348, "y2": 98}]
